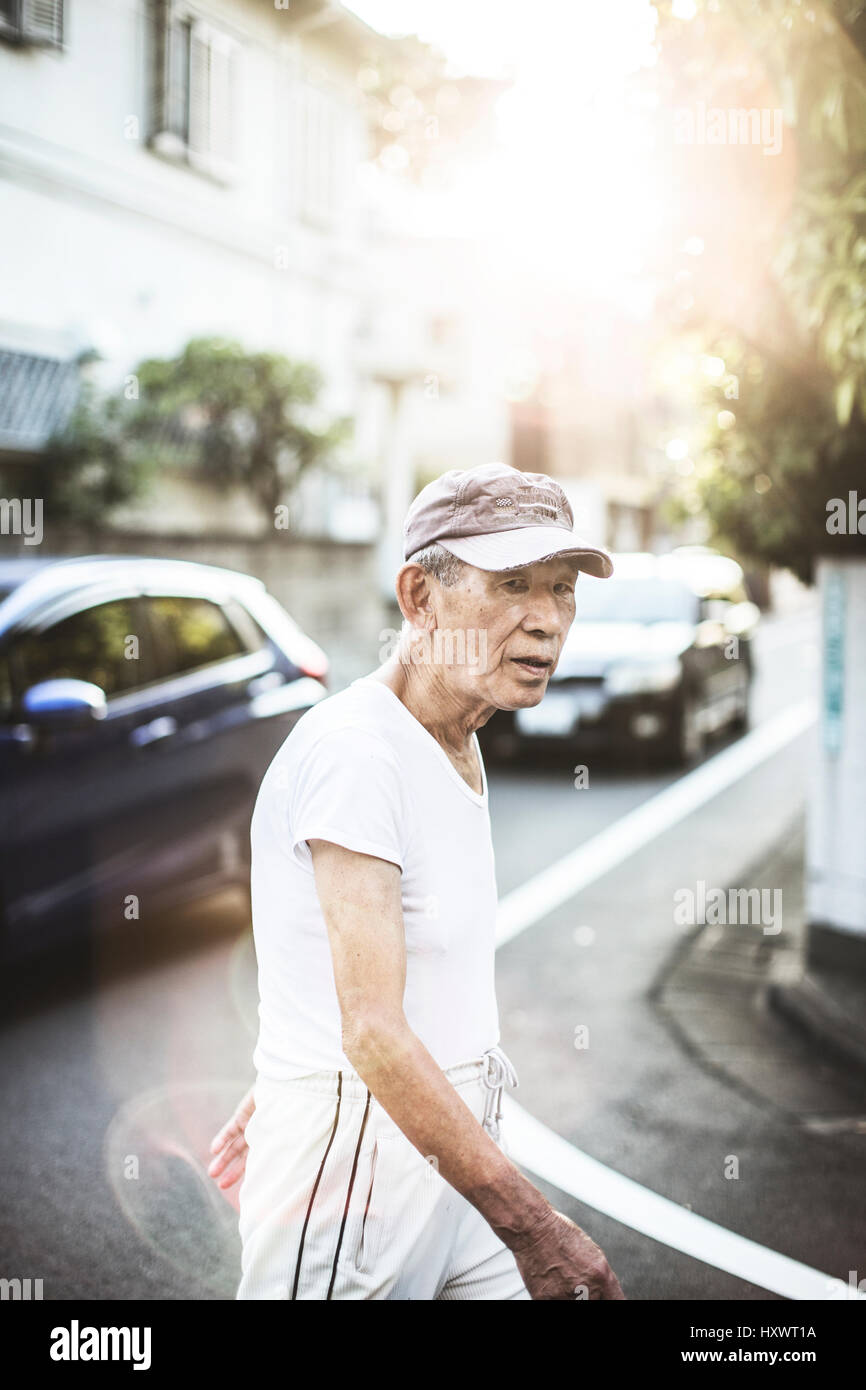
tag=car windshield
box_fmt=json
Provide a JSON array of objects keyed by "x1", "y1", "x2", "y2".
[{"x1": 574, "y1": 577, "x2": 699, "y2": 625}]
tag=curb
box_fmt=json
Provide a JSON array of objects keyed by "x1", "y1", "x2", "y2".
[
  {"x1": 769, "y1": 974, "x2": 866, "y2": 1080},
  {"x1": 653, "y1": 810, "x2": 866, "y2": 1115}
]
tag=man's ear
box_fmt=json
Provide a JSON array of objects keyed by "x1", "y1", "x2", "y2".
[{"x1": 395, "y1": 562, "x2": 436, "y2": 628}]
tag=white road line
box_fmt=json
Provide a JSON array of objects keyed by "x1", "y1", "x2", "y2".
[
  {"x1": 496, "y1": 698, "x2": 817, "y2": 946},
  {"x1": 502, "y1": 1096, "x2": 864, "y2": 1301},
  {"x1": 494, "y1": 697, "x2": 862, "y2": 1300}
]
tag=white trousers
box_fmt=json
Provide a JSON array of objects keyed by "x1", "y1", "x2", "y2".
[{"x1": 236, "y1": 1049, "x2": 530, "y2": 1300}]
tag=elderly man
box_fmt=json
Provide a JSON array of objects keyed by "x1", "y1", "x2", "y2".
[{"x1": 209, "y1": 462, "x2": 624, "y2": 1301}]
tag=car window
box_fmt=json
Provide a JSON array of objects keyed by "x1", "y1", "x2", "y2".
[
  {"x1": 145, "y1": 596, "x2": 247, "y2": 679},
  {"x1": 223, "y1": 598, "x2": 270, "y2": 654},
  {"x1": 10, "y1": 599, "x2": 143, "y2": 701}
]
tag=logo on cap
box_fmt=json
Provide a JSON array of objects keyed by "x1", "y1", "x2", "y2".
[{"x1": 513, "y1": 484, "x2": 564, "y2": 523}]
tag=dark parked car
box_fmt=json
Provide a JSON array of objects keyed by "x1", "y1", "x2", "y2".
[
  {"x1": 478, "y1": 550, "x2": 759, "y2": 767},
  {"x1": 0, "y1": 555, "x2": 329, "y2": 963}
]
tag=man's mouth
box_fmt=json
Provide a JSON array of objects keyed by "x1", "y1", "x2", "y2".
[{"x1": 510, "y1": 656, "x2": 553, "y2": 675}]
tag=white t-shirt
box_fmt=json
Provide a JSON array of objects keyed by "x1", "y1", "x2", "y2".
[{"x1": 249, "y1": 674, "x2": 501, "y2": 1079}]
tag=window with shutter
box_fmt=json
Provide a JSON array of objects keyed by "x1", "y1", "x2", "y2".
[
  {"x1": 187, "y1": 20, "x2": 236, "y2": 175},
  {"x1": 148, "y1": 3, "x2": 238, "y2": 183},
  {"x1": 0, "y1": 0, "x2": 63, "y2": 47},
  {"x1": 165, "y1": 15, "x2": 192, "y2": 148}
]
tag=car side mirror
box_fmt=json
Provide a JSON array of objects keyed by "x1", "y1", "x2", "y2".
[{"x1": 20, "y1": 678, "x2": 108, "y2": 727}]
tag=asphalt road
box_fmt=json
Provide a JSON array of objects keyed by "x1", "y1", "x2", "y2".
[{"x1": 2, "y1": 602, "x2": 864, "y2": 1301}]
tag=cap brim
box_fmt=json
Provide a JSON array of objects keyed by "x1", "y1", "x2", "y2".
[{"x1": 438, "y1": 527, "x2": 614, "y2": 578}]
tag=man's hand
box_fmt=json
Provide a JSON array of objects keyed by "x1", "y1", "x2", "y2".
[
  {"x1": 510, "y1": 1207, "x2": 626, "y2": 1300},
  {"x1": 207, "y1": 1086, "x2": 256, "y2": 1191}
]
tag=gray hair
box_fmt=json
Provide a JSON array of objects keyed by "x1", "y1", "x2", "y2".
[{"x1": 406, "y1": 541, "x2": 468, "y2": 588}]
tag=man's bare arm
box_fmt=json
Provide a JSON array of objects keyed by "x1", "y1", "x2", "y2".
[{"x1": 309, "y1": 837, "x2": 624, "y2": 1300}]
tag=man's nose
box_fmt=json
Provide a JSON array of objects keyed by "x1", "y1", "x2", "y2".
[{"x1": 522, "y1": 591, "x2": 566, "y2": 635}]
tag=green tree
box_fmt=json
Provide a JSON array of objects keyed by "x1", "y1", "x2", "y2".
[
  {"x1": 650, "y1": 0, "x2": 866, "y2": 577},
  {"x1": 131, "y1": 337, "x2": 352, "y2": 524},
  {"x1": 30, "y1": 338, "x2": 351, "y2": 532},
  {"x1": 664, "y1": 329, "x2": 866, "y2": 582},
  {"x1": 30, "y1": 373, "x2": 157, "y2": 530}
]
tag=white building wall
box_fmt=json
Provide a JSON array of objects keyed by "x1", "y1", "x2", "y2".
[{"x1": 0, "y1": 0, "x2": 509, "y2": 545}]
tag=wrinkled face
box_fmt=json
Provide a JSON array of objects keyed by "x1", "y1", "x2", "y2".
[{"x1": 424, "y1": 554, "x2": 582, "y2": 711}]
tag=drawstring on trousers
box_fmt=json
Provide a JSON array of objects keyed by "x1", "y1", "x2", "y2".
[{"x1": 480, "y1": 1045, "x2": 518, "y2": 1142}]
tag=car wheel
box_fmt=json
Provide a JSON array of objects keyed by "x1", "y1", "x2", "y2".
[
  {"x1": 730, "y1": 671, "x2": 751, "y2": 733},
  {"x1": 662, "y1": 690, "x2": 705, "y2": 767}
]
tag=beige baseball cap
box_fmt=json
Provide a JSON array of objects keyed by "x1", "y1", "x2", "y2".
[{"x1": 403, "y1": 463, "x2": 614, "y2": 578}]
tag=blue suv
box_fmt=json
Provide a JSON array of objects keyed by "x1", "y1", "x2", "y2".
[{"x1": 0, "y1": 555, "x2": 329, "y2": 963}]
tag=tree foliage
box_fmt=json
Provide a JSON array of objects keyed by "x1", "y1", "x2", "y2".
[
  {"x1": 30, "y1": 377, "x2": 156, "y2": 530},
  {"x1": 663, "y1": 329, "x2": 866, "y2": 582},
  {"x1": 131, "y1": 338, "x2": 352, "y2": 522},
  {"x1": 652, "y1": 0, "x2": 866, "y2": 579},
  {"x1": 34, "y1": 338, "x2": 351, "y2": 531}
]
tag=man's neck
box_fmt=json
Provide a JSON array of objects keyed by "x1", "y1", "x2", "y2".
[{"x1": 370, "y1": 658, "x2": 495, "y2": 758}]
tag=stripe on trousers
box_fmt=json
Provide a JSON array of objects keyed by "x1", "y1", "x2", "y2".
[
  {"x1": 290, "y1": 1071, "x2": 343, "y2": 1300},
  {"x1": 326, "y1": 1088, "x2": 372, "y2": 1300}
]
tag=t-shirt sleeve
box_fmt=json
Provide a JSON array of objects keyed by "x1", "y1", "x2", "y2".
[{"x1": 287, "y1": 725, "x2": 407, "y2": 872}]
